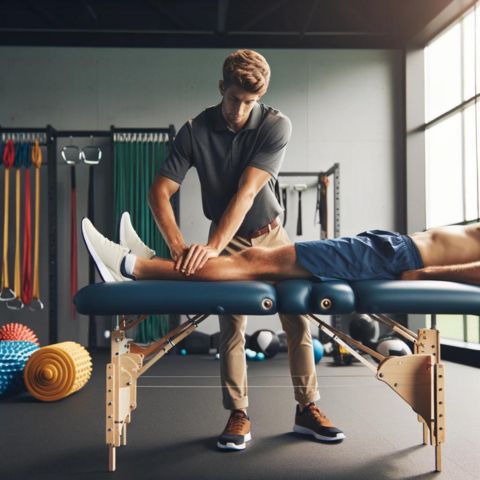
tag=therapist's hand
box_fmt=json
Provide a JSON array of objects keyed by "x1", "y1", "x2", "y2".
[
  {"x1": 181, "y1": 244, "x2": 220, "y2": 276},
  {"x1": 169, "y1": 243, "x2": 189, "y2": 271}
]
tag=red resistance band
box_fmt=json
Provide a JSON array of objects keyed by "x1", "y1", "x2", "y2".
[
  {"x1": 3, "y1": 139, "x2": 14, "y2": 168},
  {"x1": 22, "y1": 166, "x2": 32, "y2": 305}
]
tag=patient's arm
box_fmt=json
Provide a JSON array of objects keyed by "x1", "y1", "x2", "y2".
[{"x1": 400, "y1": 261, "x2": 480, "y2": 285}]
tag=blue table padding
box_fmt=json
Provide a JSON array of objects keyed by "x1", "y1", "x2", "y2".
[
  {"x1": 275, "y1": 280, "x2": 355, "y2": 314},
  {"x1": 74, "y1": 279, "x2": 480, "y2": 317},
  {"x1": 352, "y1": 280, "x2": 480, "y2": 315},
  {"x1": 74, "y1": 280, "x2": 277, "y2": 315}
]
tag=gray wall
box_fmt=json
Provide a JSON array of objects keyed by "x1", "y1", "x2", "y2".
[{"x1": 0, "y1": 47, "x2": 403, "y2": 341}]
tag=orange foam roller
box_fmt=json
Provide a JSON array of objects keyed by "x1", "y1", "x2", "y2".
[
  {"x1": 0, "y1": 322, "x2": 39, "y2": 346},
  {"x1": 24, "y1": 342, "x2": 92, "y2": 401}
]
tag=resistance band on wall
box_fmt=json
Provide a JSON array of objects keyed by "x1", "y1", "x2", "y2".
[
  {"x1": 113, "y1": 132, "x2": 172, "y2": 343},
  {"x1": 21, "y1": 142, "x2": 33, "y2": 306},
  {"x1": 294, "y1": 184, "x2": 307, "y2": 236},
  {"x1": 0, "y1": 136, "x2": 44, "y2": 310},
  {"x1": 7, "y1": 142, "x2": 29, "y2": 309},
  {"x1": 61, "y1": 143, "x2": 80, "y2": 318},
  {"x1": 319, "y1": 174, "x2": 329, "y2": 240},
  {"x1": 1, "y1": 139, "x2": 15, "y2": 301},
  {"x1": 30, "y1": 139, "x2": 44, "y2": 311}
]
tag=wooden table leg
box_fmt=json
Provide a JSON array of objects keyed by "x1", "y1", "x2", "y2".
[
  {"x1": 423, "y1": 422, "x2": 429, "y2": 445},
  {"x1": 108, "y1": 445, "x2": 116, "y2": 472},
  {"x1": 435, "y1": 444, "x2": 442, "y2": 472},
  {"x1": 122, "y1": 423, "x2": 127, "y2": 446}
]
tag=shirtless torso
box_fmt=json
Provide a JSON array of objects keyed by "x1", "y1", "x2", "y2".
[{"x1": 410, "y1": 223, "x2": 480, "y2": 267}]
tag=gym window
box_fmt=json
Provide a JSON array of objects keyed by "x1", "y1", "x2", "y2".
[
  {"x1": 425, "y1": 5, "x2": 480, "y2": 228},
  {"x1": 424, "y1": 4, "x2": 480, "y2": 346}
]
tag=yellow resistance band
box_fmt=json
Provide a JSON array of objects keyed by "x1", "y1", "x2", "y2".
[
  {"x1": 7, "y1": 166, "x2": 24, "y2": 309},
  {"x1": 30, "y1": 139, "x2": 43, "y2": 310}
]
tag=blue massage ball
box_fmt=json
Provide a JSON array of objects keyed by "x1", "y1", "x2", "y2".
[
  {"x1": 179, "y1": 348, "x2": 188, "y2": 356},
  {"x1": 312, "y1": 338, "x2": 324, "y2": 364},
  {"x1": 255, "y1": 352, "x2": 265, "y2": 361},
  {"x1": 0, "y1": 341, "x2": 39, "y2": 396}
]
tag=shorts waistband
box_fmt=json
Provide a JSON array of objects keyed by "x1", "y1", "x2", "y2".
[{"x1": 402, "y1": 235, "x2": 424, "y2": 270}]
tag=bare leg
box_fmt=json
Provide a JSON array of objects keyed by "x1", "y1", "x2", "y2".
[{"x1": 134, "y1": 245, "x2": 312, "y2": 281}]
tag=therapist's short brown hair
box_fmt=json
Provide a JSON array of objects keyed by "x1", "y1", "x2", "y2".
[{"x1": 222, "y1": 50, "x2": 271, "y2": 96}]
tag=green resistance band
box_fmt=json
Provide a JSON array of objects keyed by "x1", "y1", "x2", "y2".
[{"x1": 113, "y1": 136, "x2": 172, "y2": 342}]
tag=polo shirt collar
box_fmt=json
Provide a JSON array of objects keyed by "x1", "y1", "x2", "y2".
[
  {"x1": 244, "y1": 102, "x2": 262, "y2": 130},
  {"x1": 213, "y1": 102, "x2": 262, "y2": 132}
]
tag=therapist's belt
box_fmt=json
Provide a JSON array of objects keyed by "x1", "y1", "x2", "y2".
[{"x1": 248, "y1": 217, "x2": 280, "y2": 239}]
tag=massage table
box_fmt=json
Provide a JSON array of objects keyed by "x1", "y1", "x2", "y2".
[{"x1": 74, "y1": 278, "x2": 480, "y2": 473}]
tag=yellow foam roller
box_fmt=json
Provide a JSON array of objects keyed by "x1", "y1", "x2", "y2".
[{"x1": 24, "y1": 342, "x2": 92, "y2": 402}]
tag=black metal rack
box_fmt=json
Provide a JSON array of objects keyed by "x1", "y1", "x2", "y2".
[
  {"x1": 0, "y1": 125, "x2": 176, "y2": 344},
  {"x1": 278, "y1": 162, "x2": 340, "y2": 239}
]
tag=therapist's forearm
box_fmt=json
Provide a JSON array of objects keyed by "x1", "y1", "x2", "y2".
[
  {"x1": 208, "y1": 191, "x2": 255, "y2": 252},
  {"x1": 148, "y1": 191, "x2": 185, "y2": 250}
]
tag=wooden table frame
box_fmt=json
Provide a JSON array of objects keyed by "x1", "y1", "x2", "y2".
[{"x1": 104, "y1": 311, "x2": 445, "y2": 473}]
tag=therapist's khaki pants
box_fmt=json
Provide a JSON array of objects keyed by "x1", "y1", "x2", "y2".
[{"x1": 213, "y1": 223, "x2": 320, "y2": 410}]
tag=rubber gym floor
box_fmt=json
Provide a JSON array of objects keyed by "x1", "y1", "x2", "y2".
[{"x1": 1, "y1": 351, "x2": 479, "y2": 480}]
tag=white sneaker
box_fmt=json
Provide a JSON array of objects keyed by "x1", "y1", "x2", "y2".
[
  {"x1": 81, "y1": 218, "x2": 131, "y2": 283},
  {"x1": 119, "y1": 212, "x2": 156, "y2": 259}
]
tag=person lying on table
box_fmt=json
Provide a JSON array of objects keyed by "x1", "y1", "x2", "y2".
[{"x1": 83, "y1": 217, "x2": 480, "y2": 286}]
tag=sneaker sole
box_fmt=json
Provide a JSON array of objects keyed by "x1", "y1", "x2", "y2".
[
  {"x1": 293, "y1": 424, "x2": 346, "y2": 442},
  {"x1": 217, "y1": 432, "x2": 251, "y2": 451},
  {"x1": 81, "y1": 219, "x2": 115, "y2": 283}
]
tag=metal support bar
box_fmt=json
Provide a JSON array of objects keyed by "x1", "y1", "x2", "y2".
[
  {"x1": 333, "y1": 162, "x2": 340, "y2": 238},
  {"x1": 56, "y1": 130, "x2": 112, "y2": 138},
  {"x1": 310, "y1": 314, "x2": 385, "y2": 363},
  {"x1": 317, "y1": 322, "x2": 378, "y2": 373},
  {"x1": 129, "y1": 314, "x2": 207, "y2": 358},
  {"x1": 120, "y1": 314, "x2": 148, "y2": 331},
  {"x1": 370, "y1": 313, "x2": 418, "y2": 342},
  {"x1": 47, "y1": 125, "x2": 58, "y2": 343},
  {"x1": 138, "y1": 314, "x2": 209, "y2": 375}
]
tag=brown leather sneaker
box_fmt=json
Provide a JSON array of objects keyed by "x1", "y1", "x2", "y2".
[
  {"x1": 294, "y1": 403, "x2": 345, "y2": 442},
  {"x1": 217, "y1": 410, "x2": 252, "y2": 451}
]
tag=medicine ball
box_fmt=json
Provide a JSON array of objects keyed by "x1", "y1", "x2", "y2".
[
  {"x1": 376, "y1": 336, "x2": 412, "y2": 357},
  {"x1": 349, "y1": 314, "x2": 379, "y2": 348},
  {"x1": 249, "y1": 329, "x2": 280, "y2": 359}
]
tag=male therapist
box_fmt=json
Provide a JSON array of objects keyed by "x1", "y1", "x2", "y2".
[{"x1": 148, "y1": 49, "x2": 344, "y2": 450}]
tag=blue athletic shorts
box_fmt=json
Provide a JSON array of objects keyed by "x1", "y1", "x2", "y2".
[{"x1": 294, "y1": 230, "x2": 424, "y2": 281}]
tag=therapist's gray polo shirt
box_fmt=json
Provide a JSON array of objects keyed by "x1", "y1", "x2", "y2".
[{"x1": 159, "y1": 102, "x2": 292, "y2": 237}]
